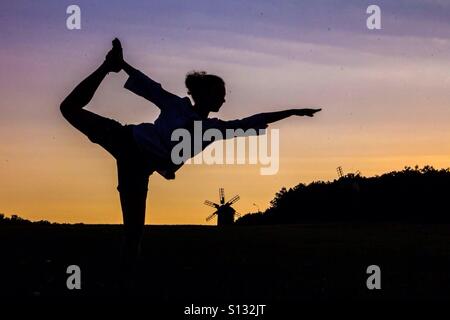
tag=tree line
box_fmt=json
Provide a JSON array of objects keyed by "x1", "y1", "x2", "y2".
[{"x1": 236, "y1": 166, "x2": 450, "y2": 225}]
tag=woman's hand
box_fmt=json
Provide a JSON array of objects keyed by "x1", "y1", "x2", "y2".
[
  {"x1": 104, "y1": 38, "x2": 123, "y2": 73},
  {"x1": 294, "y1": 108, "x2": 322, "y2": 117}
]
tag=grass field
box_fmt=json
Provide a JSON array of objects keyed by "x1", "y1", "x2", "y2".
[{"x1": 1, "y1": 223, "x2": 449, "y2": 301}]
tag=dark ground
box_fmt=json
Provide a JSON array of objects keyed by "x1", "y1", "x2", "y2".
[{"x1": 1, "y1": 223, "x2": 449, "y2": 302}]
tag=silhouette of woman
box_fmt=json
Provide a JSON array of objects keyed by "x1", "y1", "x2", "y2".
[{"x1": 60, "y1": 38, "x2": 320, "y2": 277}]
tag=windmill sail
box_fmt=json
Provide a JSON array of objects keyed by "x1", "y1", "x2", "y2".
[
  {"x1": 219, "y1": 188, "x2": 225, "y2": 204},
  {"x1": 204, "y1": 200, "x2": 219, "y2": 208},
  {"x1": 226, "y1": 195, "x2": 240, "y2": 205},
  {"x1": 206, "y1": 211, "x2": 218, "y2": 221}
]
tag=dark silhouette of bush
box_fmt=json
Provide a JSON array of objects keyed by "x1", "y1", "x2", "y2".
[
  {"x1": 0, "y1": 213, "x2": 51, "y2": 226},
  {"x1": 236, "y1": 165, "x2": 450, "y2": 225}
]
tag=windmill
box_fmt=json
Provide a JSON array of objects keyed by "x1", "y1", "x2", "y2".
[
  {"x1": 204, "y1": 188, "x2": 241, "y2": 226},
  {"x1": 337, "y1": 166, "x2": 361, "y2": 179},
  {"x1": 337, "y1": 166, "x2": 344, "y2": 179}
]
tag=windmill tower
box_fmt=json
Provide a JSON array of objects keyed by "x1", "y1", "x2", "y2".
[{"x1": 204, "y1": 188, "x2": 241, "y2": 226}]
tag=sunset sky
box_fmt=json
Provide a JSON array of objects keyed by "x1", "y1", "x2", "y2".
[{"x1": 1, "y1": 0, "x2": 450, "y2": 224}]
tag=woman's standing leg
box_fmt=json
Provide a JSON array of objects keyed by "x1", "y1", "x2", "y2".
[{"x1": 116, "y1": 154, "x2": 150, "y2": 282}]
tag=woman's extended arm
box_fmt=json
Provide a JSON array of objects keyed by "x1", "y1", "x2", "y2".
[
  {"x1": 209, "y1": 108, "x2": 321, "y2": 137},
  {"x1": 256, "y1": 108, "x2": 321, "y2": 125},
  {"x1": 121, "y1": 58, "x2": 180, "y2": 109},
  {"x1": 228, "y1": 108, "x2": 321, "y2": 130},
  {"x1": 122, "y1": 60, "x2": 138, "y2": 76}
]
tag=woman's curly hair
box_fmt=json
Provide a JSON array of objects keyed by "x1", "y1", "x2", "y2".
[{"x1": 185, "y1": 71, "x2": 225, "y2": 100}]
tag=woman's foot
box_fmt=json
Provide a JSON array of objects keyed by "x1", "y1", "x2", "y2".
[{"x1": 104, "y1": 38, "x2": 123, "y2": 73}]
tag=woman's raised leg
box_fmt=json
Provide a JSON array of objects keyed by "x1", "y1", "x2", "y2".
[{"x1": 60, "y1": 50, "x2": 124, "y2": 157}]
